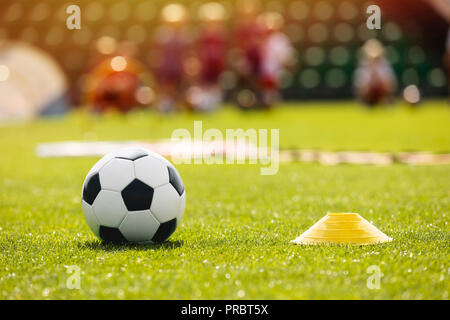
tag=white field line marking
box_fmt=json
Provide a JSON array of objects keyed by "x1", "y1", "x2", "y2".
[
  {"x1": 36, "y1": 141, "x2": 450, "y2": 166},
  {"x1": 279, "y1": 150, "x2": 450, "y2": 166},
  {"x1": 35, "y1": 140, "x2": 259, "y2": 160}
]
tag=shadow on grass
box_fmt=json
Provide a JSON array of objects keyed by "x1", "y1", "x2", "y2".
[{"x1": 78, "y1": 239, "x2": 184, "y2": 252}]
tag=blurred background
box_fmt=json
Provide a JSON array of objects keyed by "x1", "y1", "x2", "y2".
[{"x1": 0, "y1": 0, "x2": 448, "y2": 120}]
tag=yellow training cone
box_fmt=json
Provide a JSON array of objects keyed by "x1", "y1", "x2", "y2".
[{"x1": 291, "y1": 213, "x2": 392, "y2": 245}]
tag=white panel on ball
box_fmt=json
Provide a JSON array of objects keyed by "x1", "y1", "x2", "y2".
[
  {"x1": 150, "y1": 184, "x2": 183, "y2": 223},
  {"x1": 134, "y1": 156, "x2": 170, "y2": 188},
  {"x1": 92, "y1": 190, "x2": 128, "y2": 227},
  {"x1": 150, "y1": 150, "x2": 171, "y2": 164},
  {"x1": 85, "y1": 153, "x2": 115, "y2": 179},
  {"x1": 113, "y1": 147, "x2": 148, "y2": 159},
  {"x1": 99, "y1": 158, "x2": 135, "y2": 191},
  {"x1": 119, "y1": 211, "x2": 160, "y2": 242},
  {"x1": 81, "y1": 200, "x2": 100, "y2": 237}
]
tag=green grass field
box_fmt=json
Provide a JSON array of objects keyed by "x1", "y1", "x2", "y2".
[{"x1": 0, "y1": 101, "x2": 449, "y2": 299}]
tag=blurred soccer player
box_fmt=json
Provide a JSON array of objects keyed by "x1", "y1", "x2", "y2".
[
  {"x1": 86, "y1": 42, "x2": 155, "y2": 113},
  {"x1": 153, "y1": 4, "x2": 190, "y2": 112},
  {"x1": 233, "y1": 0, "x2": 265, "y2": 109},
  {"x1": 259, "y1": 12, "x2": 293, "y2": 108},
  {"x1": 354, "y1": 39, "x2": 397, "y2": 106},
  {"x1": 189, "y1": 2, "x2": 228, "y2": 112}
]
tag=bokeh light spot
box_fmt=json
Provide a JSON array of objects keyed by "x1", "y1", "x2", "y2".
[
  {"x1": 300, "y1": 69, "x2": 320, "y2": 89},
  {"x1": 0, "y1": 65, "x2": 10, "y2": 82},
  {"x1": 111, "y1": 56, "x2": 127, "y2": 72},
  {"x1": 96, "y1": 37, "x2": 118, "y2": 55},
  {"x1": 403, "y1": 85, "x2": 421, "y2": 104}
]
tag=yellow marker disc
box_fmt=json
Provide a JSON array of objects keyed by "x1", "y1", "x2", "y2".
[{"x1": 291, "y1": 213, "x2": 392, "y2": 245}]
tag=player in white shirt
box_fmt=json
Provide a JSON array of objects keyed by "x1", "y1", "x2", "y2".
[
  {"x1": 259, "y1": 12, "x2": 294, "y2": 108},
  {"x1": 354, "y1": 39, "x2": 397, "y2": 106}
]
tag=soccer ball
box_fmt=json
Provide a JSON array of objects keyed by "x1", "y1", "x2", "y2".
[{"x1": 81, "y1": 147, "x2": 186, "y2": 244}]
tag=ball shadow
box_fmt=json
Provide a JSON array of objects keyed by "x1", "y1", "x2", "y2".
[{"x1": 78, "y1": 239, "x2": 184, "y2": 252}]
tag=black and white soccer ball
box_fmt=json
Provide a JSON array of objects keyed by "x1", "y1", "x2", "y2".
[{"x1": 81, "y1": 147, "x2": 186, "y2": 244}]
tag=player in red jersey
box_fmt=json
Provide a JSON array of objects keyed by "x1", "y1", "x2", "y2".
[
  {"x1": 259, "y1": 12, "x2": 293, "y2": 108},
  {"x1": 189, "y1": 2, "x2": 228, "y2": 112},
  {"x1": 232, "y1": 0, "x2": 265, "y2": 109},
  {"x1": 153, "y1": 4, "x2": 190, "y2": 112}
]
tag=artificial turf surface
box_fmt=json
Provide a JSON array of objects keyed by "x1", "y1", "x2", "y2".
[{"x1": 0, "y1": 101, "x2": 449, "y2": 299}]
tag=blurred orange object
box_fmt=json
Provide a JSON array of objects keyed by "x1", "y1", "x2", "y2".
[{"x1": 84, "y1": 54, "x2": 157, "y2": 113}]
